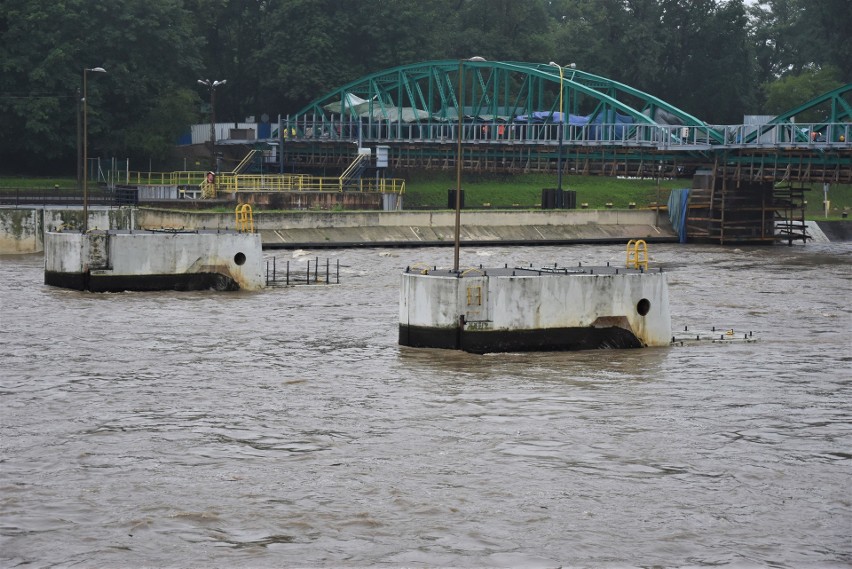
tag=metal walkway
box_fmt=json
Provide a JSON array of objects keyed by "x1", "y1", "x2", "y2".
[{"x1": 279, "y1": 60, "x2": 851, "y2": 183}]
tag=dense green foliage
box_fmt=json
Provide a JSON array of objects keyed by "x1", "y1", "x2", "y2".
[{"x1": 1, "y1": 0, "x2": 848, "y2": 174}]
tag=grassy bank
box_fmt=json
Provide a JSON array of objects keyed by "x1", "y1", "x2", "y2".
[
  {"x1": 0, "y1": 177, "x2": 78, "y2": 190},
  {"x1": 2, "y1": 174, "x2": 850, "y2": 220},
  {"x1": 401, "y1": 171, "x2": 686, "y2": 210},
  {"x1": 401, "y1": 172, "x2": 852, "y2": 220}
]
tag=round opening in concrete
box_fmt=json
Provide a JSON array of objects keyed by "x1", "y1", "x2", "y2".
[
  {"x1": 637, "y1": 298, "x2": 651, "y2": 316},
  {"x1": 234, "y1": 252, "x2": 247, "y2": 266}
]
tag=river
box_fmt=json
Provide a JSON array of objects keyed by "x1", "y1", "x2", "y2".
[{"x1": 1, "y1": 242, "x2": 850, "y2": 568}]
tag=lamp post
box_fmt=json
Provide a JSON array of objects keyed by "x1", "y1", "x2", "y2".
[
  {"x1": 453, "y1": 56, "x2": 486, "y2": 272},
  {"x1": 76, "y1": 87, "x2": 81, "y2": 193},
  {"x1": 548, "y1": 62, "x2": 565, "y2": 191},
  {"x1": 82, "y1": 66, "x2": 106, "y2": 232},
  {"x1": 197, "y1": 79, "x2": 227, "y2": 171}
]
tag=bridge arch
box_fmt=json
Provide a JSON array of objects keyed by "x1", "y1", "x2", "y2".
[
  {"x1": 286, "y1": 59, "x2": 717, "y2": 143},
  {"x1": 743, "y1": 83, "x2": 852, "y2": 143}
]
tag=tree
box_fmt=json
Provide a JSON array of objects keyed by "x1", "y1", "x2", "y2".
[
  {"x1": 797, "y1": 0, "x2": 852, "y2": 82},
  {"x1": 764, "y1": 66, "x2": 844, "y2": 121},
  {"x1": 0, "y1": 0, "x2": 846, "y2": 176},
  {"x1": 0, "y1": 0, "x2": 203, "y2": 173}
]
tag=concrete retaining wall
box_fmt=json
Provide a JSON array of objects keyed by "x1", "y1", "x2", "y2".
[
  {"x1": 0, "y1": 209, "x2": 41, "y2": 254},
  {"x1": 0, "y1": 207, "x2": 134, "y2": 254},
  {"x1": 136, "y1": 208, "x2": 677, "y2": 248},
  {"x1": 2, "y1": 206, "x2": 677, "y2": 251}
]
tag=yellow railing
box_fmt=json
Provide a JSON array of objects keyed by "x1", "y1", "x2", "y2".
[
  {"x1": 214, "y1": 174, "x2": 405, "y2": 195},
  {"x1": 626, "y1": 239, "x2": 649, "y2": 270},
  {"x1": 235, "y1": 204, "x2": 254, "y2": 233},
  {"x1": 339, "y1": 153, "x2": 369, "y2": 190},
  {"x1": 125, "y1": 170, "x2": 405, "y2": 199},
  {"x1": 231, "y1": 150, "x2": 260, "y2": 174},
  {"x1": 127, "y1": 170, "x2": 207, "y2": 186}
]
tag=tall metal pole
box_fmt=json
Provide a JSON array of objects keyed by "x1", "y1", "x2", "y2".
[
  {"x1": 210, "y1": 86, "x2": 216, "y2": 166},
  {"x1": 76, "y1": 87, "x2": 81, "y2": 193},
  {"x1": 549, "y1": 62, "x2": 564, "y2": 191},
  {"x1": 453, "y1": 57, "x2": 485, "y2": 273},
  {"x1": 198, "y1": 79, "x2": 227, "y2": 172},
  {"x1": 82, "y1": 66, "x2": 106, "y2": 232},
  {"x1": 453, "y1": 59, "x2": 465, "y2": 273},
  {"x1": 82, "y1": 69, "x2": 88, "y2": 230}
]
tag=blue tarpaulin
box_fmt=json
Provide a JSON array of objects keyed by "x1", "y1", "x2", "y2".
[
  {"x1": 513, "y1": 111, "x2": 637, "y2": 138},
  {"x1": 667, "y1": 188, "x2": 690, "y2": 243}
]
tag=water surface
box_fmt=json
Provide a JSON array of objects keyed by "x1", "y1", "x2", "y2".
[{"x1": 1, "y1": 243, "x2": 850, "y2": 568}]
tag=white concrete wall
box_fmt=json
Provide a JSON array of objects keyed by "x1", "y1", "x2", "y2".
[
  {"x1": 400, "y1": 270, "x2": 672, "y2": 347},
  {"x1": 486, "y1": 273, "x2": 671, "y2": 345},
  {"x1": 138, "y1": 208, "x2": 664, "y2": 231},
  {"x1": 0, "y1": 208, "x2": 134, "y2": 254},
  {"x1": 3, "y1": 207, "x2": 674, "y2": 253},
  {"x1": 400, "y1": 273, "x2": 460, "y2": 328},
  {"x1": 0, "y1": 209, "x2": 41, "y2": 254},
  {"x1": 44, "y1": 231, "x2": 265, "y2": 290}
]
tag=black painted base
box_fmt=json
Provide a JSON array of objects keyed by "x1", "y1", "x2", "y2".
[
  {"x1": 399, "y1": 324, "x2": 644, "y2": 354},
  {"x1": 45, "y1": 271, "x2": 239, "y2": 292}
]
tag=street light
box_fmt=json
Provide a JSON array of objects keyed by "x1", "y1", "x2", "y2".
[
  {"x1": 82, "y1": 66, "x2": 106, "y2": 232},
  {"x1": 453, "y1": 56, "x2": 486, "y2": 272},
  {"x1": 548, "y1": 62, "x2": 565, "y2": 191},
  {"x1": 198, "y1": 79, "x2": 227, "y2": 171}
]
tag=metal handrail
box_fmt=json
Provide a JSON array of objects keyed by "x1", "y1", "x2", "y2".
[
  {"x1": 214, "y1": 174, "x2": 405, "y2": 194},
  {"x1": 282, "y1": 119, "x2": 852, "y2": 150},
  {"x1": 126, "y1": 170, "x2": 207, "y2": 186}
]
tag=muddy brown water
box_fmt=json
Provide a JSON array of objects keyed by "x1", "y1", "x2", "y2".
[{"x1": 1, "y1": 242, "x2": 850, "y2": 568}]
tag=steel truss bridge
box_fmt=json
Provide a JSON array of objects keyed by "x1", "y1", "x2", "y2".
[
  {"x1": 281, "y1": 60, "x2": 851, "y2": 184},
  {"x1": 277, "y1": 60, "x2": 851, "y2": 244}
]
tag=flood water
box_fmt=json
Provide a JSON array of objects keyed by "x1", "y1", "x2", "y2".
[{"x1": 1, "y1": 242, "x2": 850, "y2": 568}]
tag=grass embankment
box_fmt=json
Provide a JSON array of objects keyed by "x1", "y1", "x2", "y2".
[
  {"x1": 2, "y1": 174, "x2": 850, "y2": 220},
  {"x1": 0, "y1": 177, "x2": 78, "y2": 190},
  {"x1": 401, "y1": 172, "x2": 852, "y2": 220},
  {"x1": 402, "y1": 171, "x2": 686, "y2": 210}
]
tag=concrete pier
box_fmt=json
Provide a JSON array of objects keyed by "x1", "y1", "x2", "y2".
[
  {"x1": 399, "y1": 264, "x2": 671, "y2": 353},
  {"x1": 44, "y1": 229, "x2": 264, "y2": 292}
]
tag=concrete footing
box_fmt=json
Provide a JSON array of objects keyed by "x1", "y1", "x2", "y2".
[
  {"x1": 44, "y1": 230, "x2": 264, "y2": 292},
  {"x1": 399, "y1": 264, "x2": 672, "y2": 353}
]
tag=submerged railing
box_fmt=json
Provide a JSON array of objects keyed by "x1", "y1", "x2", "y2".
[{"x1": 266, "y1": 256, "x2": 340, "y2": 287}]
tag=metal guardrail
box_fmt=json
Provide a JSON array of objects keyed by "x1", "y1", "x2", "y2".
[
  {"x1": 283, "y1": 120, "x2": 852, "y2": 150},
  {"x1": 126, "y1": 170, "x2": 207, "y2": 186},
  {"x1": 214, "y1": 174, "x2": 405, "y2": 194},
  {"x1": 0, "y1": 188, "x2": 138, "y2": 206},
  {"x1": 121, "y1": 169, "x2": 405, "y2": 198}
]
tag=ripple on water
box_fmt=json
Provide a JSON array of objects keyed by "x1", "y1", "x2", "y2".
[{"x1": 1, "y1": 244, "x2": 851, "y2": 567}]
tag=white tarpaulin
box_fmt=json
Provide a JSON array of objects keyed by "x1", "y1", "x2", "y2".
[{"x1": 324, "y1": 93, "x2": 431, "y2": 123}]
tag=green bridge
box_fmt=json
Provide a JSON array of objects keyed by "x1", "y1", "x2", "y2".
[{"x1": 273, "y1": 60, "x2": 851, "y2": 244}]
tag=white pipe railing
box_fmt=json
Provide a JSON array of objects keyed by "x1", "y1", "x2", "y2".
[{"x1": 281, "y1": 120, "x2": 851, "y2": 149}]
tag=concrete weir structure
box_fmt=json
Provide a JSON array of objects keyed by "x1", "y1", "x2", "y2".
[
  {"x1": 44, "y1": 230, "x2": 264, "y2": 292},
  {"x1": 399, "y1": 264, "x2": 671, "y2": 353}
]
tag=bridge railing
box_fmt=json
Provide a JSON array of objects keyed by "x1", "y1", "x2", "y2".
[{"x1": 283, "y1": 117, "x2": 851, "y2": 150}]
